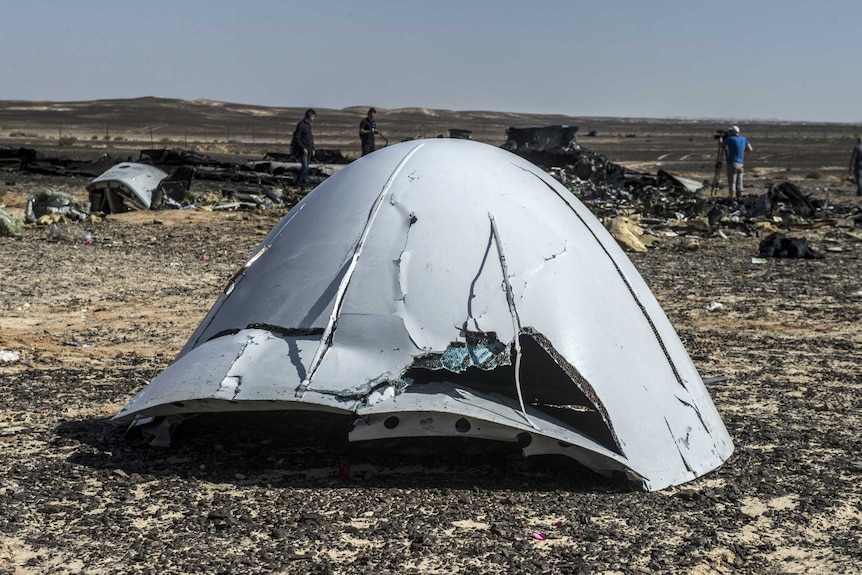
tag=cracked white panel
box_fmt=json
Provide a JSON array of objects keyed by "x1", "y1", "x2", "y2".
[
  {"x1": 215, "y1": 376, "x2": 242, "y2": 401},
  {"x1": 472, "y1": 162, "x2": 734, "y2": 483},
  {"x1": 347, "y1": 142, "x2": 728, "y2": 486},
  {"x1": 352, "y1": 382, "x2": 627, "y2": 466},
  {"x1": 87, "y1": 162, "x2": 168, "y2": 208},
  {"x1": 116, "y1": 139, "x2": 733, "y2": 491},
  {"x1": 344, "y1": 152, "x2": 516, "y2": 351},
  {"x1": 176, "y1": 151, "x2": 407, "y2": 356},
  {"x1": 547, "y1": 165, "x2": 732, "y2": 471},
  {"x1": 306, "y1": 314, "x2": 421, "y2": 397},
  {"x1": 117, "y1": 330, "x2": 327, "y2": 419}
]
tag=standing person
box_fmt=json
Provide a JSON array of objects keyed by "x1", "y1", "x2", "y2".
[
  {"x1": 291, "y1": 108, "x2": 316, "y2": 189},
  {"x1": 359, "y1": 107, "x2": 379, "y2": 156},
  {"x1": 720, "y1": 125, "x2": 753, "y2": 199},
  {"x1": 849, "y1": 136, "x2": 862, "y2": 196}
]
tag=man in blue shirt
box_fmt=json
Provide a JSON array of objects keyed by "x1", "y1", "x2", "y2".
[{"x1": 721, "y1": 125, "x2": 753, "y2": 199}]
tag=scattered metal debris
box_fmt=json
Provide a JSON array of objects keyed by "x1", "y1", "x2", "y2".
[
  {"x1": 502, "y1": 125, "x2": 580, "y2": 164},
  {"x1": 0, "y1": 146, "x2": 39, "y2": 167},
  {"x1": 448, "y1": 129, "x2": 473, "y2": 140},
  {"x1": 115, "y1": 139, "x2": 733, "y2": 491},
  {"x1": 2, "y1": 146, "x2": 116, "y2": 177},
  {"x1": 4, "y1": 146, "x2": 351, "y2": 213},
  {"x1": 139, "y1": 148, "x2": 215, "y2": 166},
  {"x1": 25, "y1": 189, "x2": 90, "y2": 223},
  {"x1": 7, "y1": 133, "x2": 859, "y2": 235},
  {"x1": 0, "y1": 207, "x2": 23, "y2": 237},
  {"x1": 44, "y1": 222, "x2": 93, "y2": 243},
  {"x1": 504, "y1": 125, "x2": 860, "y2": 245},
  {"x1": 86, "y1": 162, "x2": 172, "y2": 212}
]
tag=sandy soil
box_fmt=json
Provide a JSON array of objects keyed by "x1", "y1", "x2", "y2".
[{"x1": 1, "y1": 105, "x2": 861, "y2": 574}]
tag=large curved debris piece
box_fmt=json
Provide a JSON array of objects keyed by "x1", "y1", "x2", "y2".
[
  {"x1": 115, "y1": 139, "x2": 733, "y2": 491},
  {"x1": 86, "y1": 162, "x2": 168, "y2": 212}
]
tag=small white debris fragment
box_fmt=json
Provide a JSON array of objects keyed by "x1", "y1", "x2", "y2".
[
  {"x1": 706, "y1": 302, "x2": 724, "y2": 312},
  {"x1": 0, "y1": 350, "x2": 20, "y2": 363}
]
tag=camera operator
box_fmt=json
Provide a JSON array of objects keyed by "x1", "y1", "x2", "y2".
[{"x1": 719, "y1": 126, "x2": 753, "y2": 200}]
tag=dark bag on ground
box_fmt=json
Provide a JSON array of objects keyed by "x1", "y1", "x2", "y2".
[{"x1": 758, "y1": 232, "x2": 824, "y2": 259}]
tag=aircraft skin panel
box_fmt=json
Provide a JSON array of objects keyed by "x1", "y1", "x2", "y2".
[
  {"x1": 116, "y1": 139, "x2": 733, "y2": 491},
  {"x1": 86, "y1": 162, "x2": 168, "y2": 209}
]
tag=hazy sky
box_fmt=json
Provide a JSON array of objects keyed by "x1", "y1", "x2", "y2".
[{"x1": 2, "y1": 0, "x2": 858, "y2": 122}]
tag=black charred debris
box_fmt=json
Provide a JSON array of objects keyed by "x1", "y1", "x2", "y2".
[
  {"x1": 3, "y1": 130, "x2": 860, "y2": 253},
  {"x1": 501, "y1": 126, "x2": 861, "y2": 254},
  {"x1": 1, "y1": 145, "x2": 350, "y2": 213}
]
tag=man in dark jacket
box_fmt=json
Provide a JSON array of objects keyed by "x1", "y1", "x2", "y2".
[
  {"x1": 291, "y1": 108, "x2": 316, "y2": 189},
  {"x1": 359, "y1": 107, "x2": 379, "y2": 156}
]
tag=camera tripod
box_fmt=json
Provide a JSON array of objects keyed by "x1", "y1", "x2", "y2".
[{"x1": 710, "y1": 135, "x2": 725, "y2": 197}]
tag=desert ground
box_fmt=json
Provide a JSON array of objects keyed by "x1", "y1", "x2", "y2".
[{"x1": 1, "y1": 99, "x2": 861, "y2": 574}]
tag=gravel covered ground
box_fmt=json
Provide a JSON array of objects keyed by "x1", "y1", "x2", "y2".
[{"x1": 2, "y1": 164, "x2": 862, "y2": 574}]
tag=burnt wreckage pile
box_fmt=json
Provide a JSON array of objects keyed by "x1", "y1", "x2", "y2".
[
  {"x1": 502, "y1": 126, "x2": 862, "y2": 241},
  {"x1": 1, "y1": 145, "x2": 351, "y2": 214},
  {"x1": 4, "y1": 131, "x2": 860, "y2": 234}
]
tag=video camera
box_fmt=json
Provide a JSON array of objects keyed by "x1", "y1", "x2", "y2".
[{"x1": 713, "y1": 129, "x2": 731, "y2": 140}]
